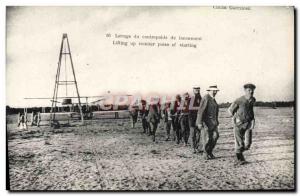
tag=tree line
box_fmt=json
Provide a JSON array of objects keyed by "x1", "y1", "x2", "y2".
[{"x1": 6, "y1": 101, "x2": 294, "y2": 115}]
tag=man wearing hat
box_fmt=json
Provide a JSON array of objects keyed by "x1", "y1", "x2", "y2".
[
  {"x1": 228, "y1": 83, "x2": 256, "y2": 165},
  {"x1": 189, "y1": 86, "x2": 202, "y2": 153},
  {"x1": 196, "y1": 85, "x2": 220, "y2": 160}
]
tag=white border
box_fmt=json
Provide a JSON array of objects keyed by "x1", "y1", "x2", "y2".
[{"x1": 0, "y1": 0, "x2": 299, "y2": 6}]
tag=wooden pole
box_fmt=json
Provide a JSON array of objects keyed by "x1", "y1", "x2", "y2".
[
  {"x1": 50, "y1": 34, "x2": 64, "y2": 126},
  {"x1": 30, "y1": 112, "x2": 34, "y2": 126},
  {"x1": 65, "y1": 34, "x2": 84, "y2": 124}
]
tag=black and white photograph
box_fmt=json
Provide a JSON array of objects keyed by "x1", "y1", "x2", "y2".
[{"x1": 5, "y1": 6, "x2": 295, "y2": 191}]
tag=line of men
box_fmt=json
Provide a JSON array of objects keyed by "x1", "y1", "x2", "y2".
[{"x1": 129, "y1": 83, "x2": 256, "y2": 165}]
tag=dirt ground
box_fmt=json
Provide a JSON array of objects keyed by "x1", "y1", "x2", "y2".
[{"x1": 7, "y1": 107, "x2": 295, "y2": 191}]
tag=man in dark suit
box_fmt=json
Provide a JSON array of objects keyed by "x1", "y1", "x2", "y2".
[{"x1": 197, "y1": 85, "x2": 220, "y2": 160}]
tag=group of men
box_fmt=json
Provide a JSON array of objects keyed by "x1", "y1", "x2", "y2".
[
  {"x1": 17, "y1": 111, "x2": 41, "y2": 130},
  {"x1": 129, "y1": 83, "x2": 256, "y2": 165}
]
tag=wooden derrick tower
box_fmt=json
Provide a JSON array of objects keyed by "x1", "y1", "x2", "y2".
[{"x1": 50, "y1": 33, "x2": 84, "y2": 125}]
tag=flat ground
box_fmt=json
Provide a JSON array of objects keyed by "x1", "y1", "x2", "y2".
[{"x1": 7, "y1": 107, "x2": 295, "y2": 190}]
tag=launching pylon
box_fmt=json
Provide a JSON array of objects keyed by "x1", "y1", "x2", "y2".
[{"x1": 50, "y1": 34, "x2": 84, "y2": 125}]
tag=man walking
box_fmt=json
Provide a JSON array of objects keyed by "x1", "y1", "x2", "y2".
[
  {"x1": 147, "y1": 99, "x2": 161, "y2": 142},
  {"x1": 189, "y1": 86, "x2": 202, "y2": 153},
  {"x1": 174, "y1": 94, "x2": 182, "y2": 144},
  {"x1": 179, "y1": 92, "x2": 191, "y2": 146},
  {"x1": 129, "y1": 105, "x2": 139, "y2": 128},
  {"x1": 139, "y1": 99, "x2": 149, "y2": 134},
  {"x1": 228, "y1": 83, "x2": 256, "y2": 165},
  {"x1": 162, "y1": 102, "x2": 176, "y2": 141},
  {"x1": 196, "y1": 85, "x2": 220, "y2": 160}
]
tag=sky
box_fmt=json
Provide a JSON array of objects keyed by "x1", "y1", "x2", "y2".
[{"x1": 6, "y1": 6, "x2": 294, "y2": 107}]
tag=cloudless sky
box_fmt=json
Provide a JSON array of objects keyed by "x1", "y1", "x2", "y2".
[{"x1": 6, "y1": 6, "x2": 294, "y2": 107}]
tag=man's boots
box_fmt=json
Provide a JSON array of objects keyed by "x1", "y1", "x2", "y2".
[{"x1": 236, "y1": 153, "x2": 246, "y2": 165}]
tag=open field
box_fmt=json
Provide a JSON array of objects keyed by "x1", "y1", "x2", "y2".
[{"x1": 7, "y1": 107, "x2": 295, "y2": 191}]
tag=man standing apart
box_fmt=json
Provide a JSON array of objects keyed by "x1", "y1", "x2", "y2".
[
  {"x1": 196, "y1": 85, "x2": 220, "y2": 160},
  {"x1": 228, "y1": 83, "x2": 256, "y2": 165},
  {"x1": 189, "y1": 86, "x2": 202, "y2": 153}
]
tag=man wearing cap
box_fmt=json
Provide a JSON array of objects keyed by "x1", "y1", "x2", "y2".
[
  {"x1": 179, "y1": 92, "x2": 191, "y2": 146},
  {"x1": 139, "y1": 99, "x2": 149, "y2": 134},
  {"x1": 147, "y1": 99, "x2": 161, "y2": 142},
  {"x1": 228, "y1": 83, "x2": 256, "y2": 165},
  {"x1": 173, "y1": 94, "x2": 183, "y2": 144},
  {"x1": 196, "y1": 85, "x2": 220, "y2": 160},
  {"x1": 189, "y1": 86, "x2": 202, "y2": 153},
  {"x1": 162, "y1": 102, "x2": 176, "y2": 141}
]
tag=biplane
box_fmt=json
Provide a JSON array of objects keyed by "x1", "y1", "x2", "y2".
[
  {"x1": 22, "y1": 33, "x2": 132, "y2": 128},
  {"x1": 23, "y1": 95, "x2": 134, "y2": 128}
]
